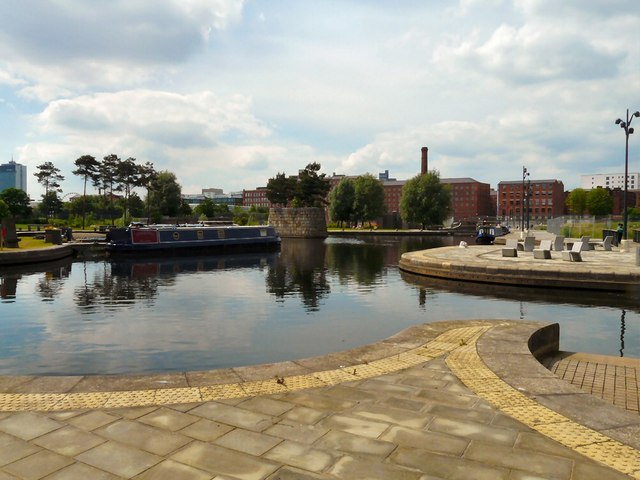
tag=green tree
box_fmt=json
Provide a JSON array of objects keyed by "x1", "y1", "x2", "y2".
[
  {"x1": 0, "y1": 199, "x2": 9, "y2": 221},
  {"x1": 232, "y1": 206, "x2": 249, "y2": 225},
  {"x1": 116, "y1": 157, "x2": 143, "y2": 223},
  {"x1": 34, "y1": 161, "x2": 65, "y2": 198},
  {"x1": 566, "y1": 188, "x2": 588, "y2": 215},
  {"x1": 34, "y1": 162, "x2": 64, "y2": 220},
  {"x1": 148, "y1": 171, "x2": 182, "y2": 217},
  {"x1": 329, "y1": 177, "x2": 355, "y2": 228},
  {"x1": 353, "y1": 174, "x2": 385, "y2": 228},
  {"x1": 0, "y1": 187, "x2": 32, "y2": 220},
  {"x1": 586, "y1": 187, "x2": 613, "y2": 215},
  {"x1": 138, "y1": 161, "x2": 157, "y2": 223},
  {"x1": 266, "y1": 172, "x2": 296, "y2": 207},
  {"x1": 178, "y1": 199, "x2": 192, "y2": 221},
  {"x1": 72, "y1": 155, "x2": 100, "y2": 229},
  {"x1": 127, "y1": 192, "x2": 146, "y2": 218},
  {"x1": 295, "y1": 162, "x2": 331, "y2": 207},
  {"x1": 400, "y1": 171, "x2": 451, "y2": 229},
  {"x1": 194, "y1": 197, "x2": 217, "y2": 218},
  {"x1": 39, "y1": 191, "x2": 64, "y2": 219},
  {"x1": 96, "y1": 154, "x2": 122, "y2": 225}
]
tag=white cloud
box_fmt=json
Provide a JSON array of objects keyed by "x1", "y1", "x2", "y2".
[
  {"x1": 0, "y1": 0, "x2": 244, "y2": 98},
  {"x1": 37, "y1": 89, "x2": 270, "y2": 142},
  {"x1": 4, "y1": 0, "x2": 640, "y2": 197}
]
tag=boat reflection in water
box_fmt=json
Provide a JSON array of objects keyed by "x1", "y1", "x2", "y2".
[
  {"x1": 0, "y1": 235, "x2": 637, "y2": 375},
  {"x1": 111, "y1": 253, "x2": 278, "y2": 280}
]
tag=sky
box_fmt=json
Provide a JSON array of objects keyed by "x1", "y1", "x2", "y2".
[{"x1": 0, "y1": 0, "x2": 639, "y2": 199}]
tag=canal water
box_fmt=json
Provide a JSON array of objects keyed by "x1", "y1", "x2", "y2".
[{"x1": 0, "y1": 235, "x2": 638, "y2": 375}]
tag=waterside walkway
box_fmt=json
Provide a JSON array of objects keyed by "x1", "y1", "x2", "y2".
[
  {"x1": 400, "y1": 234, "x2": 640, "y2": 292},
  {"x1": 0, "y1": 237, "x2": 638, "y2": 478},
  {"x1": 0, "y1": 319, "x2": 638, "y2": 479}
]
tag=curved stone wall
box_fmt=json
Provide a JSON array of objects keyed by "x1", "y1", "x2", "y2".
[{"x1": 269, "y1": 207, "x2": 327, "y2": 238}]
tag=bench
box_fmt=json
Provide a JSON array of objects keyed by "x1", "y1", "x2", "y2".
[
  {"x1": 562, "y1": 241, "x2": 583, "y2": 262},
  {"x1": 578, "y1": 235, "x2": 591, "y2": 251},
  {"x1": 533, "y1": 239, "x2": 552, "y2": 259},
  {"x1": 552, "y1": 235, "x2": 565, "y2": 251},
  {"x1": 592, "y1": 235, "x2": 613, "y2": 251},
  {"x1": 518, "y1": 235, "x2": 535, "y2": 252},
  {"x1": 502, "y1": 239, "x2": 518, "y2": 257}
]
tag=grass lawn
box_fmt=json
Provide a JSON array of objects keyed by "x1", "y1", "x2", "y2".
[{"x1": 1, "y1": 236, "x2": 51, "y2": 251}]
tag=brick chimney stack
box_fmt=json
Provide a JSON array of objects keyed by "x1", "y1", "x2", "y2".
[{"x1": 421, "y1": 147, "x2": 428, "y2": 175}]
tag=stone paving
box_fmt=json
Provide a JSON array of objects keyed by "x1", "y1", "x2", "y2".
[
  {"x1": 399, "y1": 233, "x2": 640, "y2": 292},
  {"x1": 0, "y1": 238, "x2": 639, "y2": 479},
  {"x1": 0, "y1": 320, "x2": 638, "y2": 479},
  {"x1": 543, "y1": 353, "x2": 639, "y2": 415}
]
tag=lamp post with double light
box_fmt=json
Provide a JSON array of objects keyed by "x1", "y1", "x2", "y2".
[
  {"x1": 615, "y1": 109, "x2": 640, "y2": 240},
  {"x1": 521, "y1": 166, "x2": 529, "y2": 231}
]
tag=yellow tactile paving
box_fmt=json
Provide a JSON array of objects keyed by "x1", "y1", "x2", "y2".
[
  {"x1": 200, "y1": 383, "x2": 246, "y2": 401},
  {"x1": 1, "y1": 324, "x2": 638, "y2": 478},
  {"x1": 446, "y1": 331, "x2": 640, "y2": 479},
  {"x1": 0, "y1": 326, "x2": 484, "y2": 413}
]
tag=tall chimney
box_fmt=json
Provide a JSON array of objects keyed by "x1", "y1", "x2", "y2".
[{"x1": 421, "y1": 147, "x2": 428, "y2": 175}]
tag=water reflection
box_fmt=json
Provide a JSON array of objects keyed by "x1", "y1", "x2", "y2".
[
  {"x1": 401, "y1": 271, "x2": 639, "y2": 357},
  {"x1": 91, "y1": 253, "x2": 279, "y2": 312},
  {"x1": 0, "y1": 235, "x2": 637, "y2": 375},
  {"x1": 1, "y1": 258, "x2": 74, "y2": 303},
  {"x1": 266, "y1": 239, "x2": 329, "y2": 312},
  {"x1": 400, "y1": 271, "x2": 640, "y2": 312}
]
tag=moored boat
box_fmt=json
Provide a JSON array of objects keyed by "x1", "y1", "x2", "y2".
[
  {"x1": 106, "y1": 223, "x2": 280, "y2": 255},
  {"x1": 475, "y1": 224, "x2": 510, "y2": 245}
]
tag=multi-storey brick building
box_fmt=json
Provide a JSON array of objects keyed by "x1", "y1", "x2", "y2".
[
  {"x1": 244, "y1": 147, "x2": 495, "y2": 225},
  {"x1": 440, "y1": 178, "x2": 493, "y2": 222},
  {"x1": 498, "y1": 179, "x2": 565, "y2": 226},
  {"x1": 242, "y1": 187, "x2": 271, "y2": 208}
]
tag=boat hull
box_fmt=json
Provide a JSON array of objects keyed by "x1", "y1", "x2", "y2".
[{"x1": 106, "y1": 225, "x2": 281, "y2": 255}]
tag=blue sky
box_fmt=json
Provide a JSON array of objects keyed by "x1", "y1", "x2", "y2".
[{"x1": 0, "y1": 0, "x2": 638, "y2": 198}]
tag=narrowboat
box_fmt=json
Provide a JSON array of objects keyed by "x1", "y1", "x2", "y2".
[
  {"x1": 106, "y1": 223, "x2": 281, "y2": 255},
  {"x1": 475, "y1": 224, "x2": 510, "y2": 245}
]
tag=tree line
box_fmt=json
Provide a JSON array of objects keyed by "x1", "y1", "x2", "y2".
[
  {"x1": 265, "y1": 163, "x2": 452, "y2": 229},
  {"x1": 0, "y1": 155, "x2": 191, "y2": 228},
  {"x1": 329, "y1": 171, "x2": 451, "y2": 229},
  {"x1": 564, "y1": 187, "x2": 640, "y2": 216}
]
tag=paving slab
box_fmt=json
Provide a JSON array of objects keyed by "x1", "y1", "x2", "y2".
[{"x1": 0, "y1": 320, "x2": 637, "y2": 479}]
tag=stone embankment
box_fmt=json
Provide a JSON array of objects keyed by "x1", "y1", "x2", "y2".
[
  {"x1": 400, "y1": 233, "x2": 640, "y2": 293},
  {"x1": 269, "y1": 207, "x2": 327, "y2": 238}
]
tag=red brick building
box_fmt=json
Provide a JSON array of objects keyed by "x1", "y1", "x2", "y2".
[
  {"x1": 243, "y1": 147, "x2": 494, "y2": 225},
  {"x1": 498, "y1": 179, "x2": 565, "y2": 226},
  {"x1": 242, "y1": 187, "x2": 270, "y2": 208},
  {"x1": 440, "y1": 178, "x2": 493, "y2": 222}
]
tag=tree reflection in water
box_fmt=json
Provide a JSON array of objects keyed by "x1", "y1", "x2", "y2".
[
  {"x1": 266, "y1": 239, "x2": 330, "y2": 312},
  {"x1": 0, "y1": 235, "x2": 636, "y2": 375}
]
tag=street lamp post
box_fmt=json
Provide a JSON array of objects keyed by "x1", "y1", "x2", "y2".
[
  {"x1": 526, "y1": 176, "x2": 532, "y2": 230},
  {"x1": 521, "y1": 166, "x2": 529, "y2": 231},
  {"x1": 615, "y1": 109, "x2": 640, "y2": 240}
]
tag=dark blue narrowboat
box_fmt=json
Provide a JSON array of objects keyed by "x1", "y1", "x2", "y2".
[
  {"x1": 475, "y1": 224, "x2": 510, "y2": 245},
  {"x1": 106, "y1": 223, "x2": 280, "y2": 255}
]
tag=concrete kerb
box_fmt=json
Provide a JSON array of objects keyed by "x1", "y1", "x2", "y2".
[
  {"x1": 0, "y1": 245, "x2": 74, "y2": 266},
  {"x1": 0, "y1": 319, "x2": 638, "y2": 477},
  {"x1": 476, "y1": 323, "x2": 640, "y2": 451},
  {"x1": 399, "y1": 244, "x2": 640, "y2": 292}
]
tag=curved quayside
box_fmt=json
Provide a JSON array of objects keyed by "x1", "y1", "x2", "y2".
[{"x1": 106, "y1": 223, "x2": 281, "y2": 255}]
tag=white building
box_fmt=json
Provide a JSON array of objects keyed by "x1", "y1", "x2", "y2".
[{"x1": 580, "y1": 173, "x2": 639, "y2": 190}]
